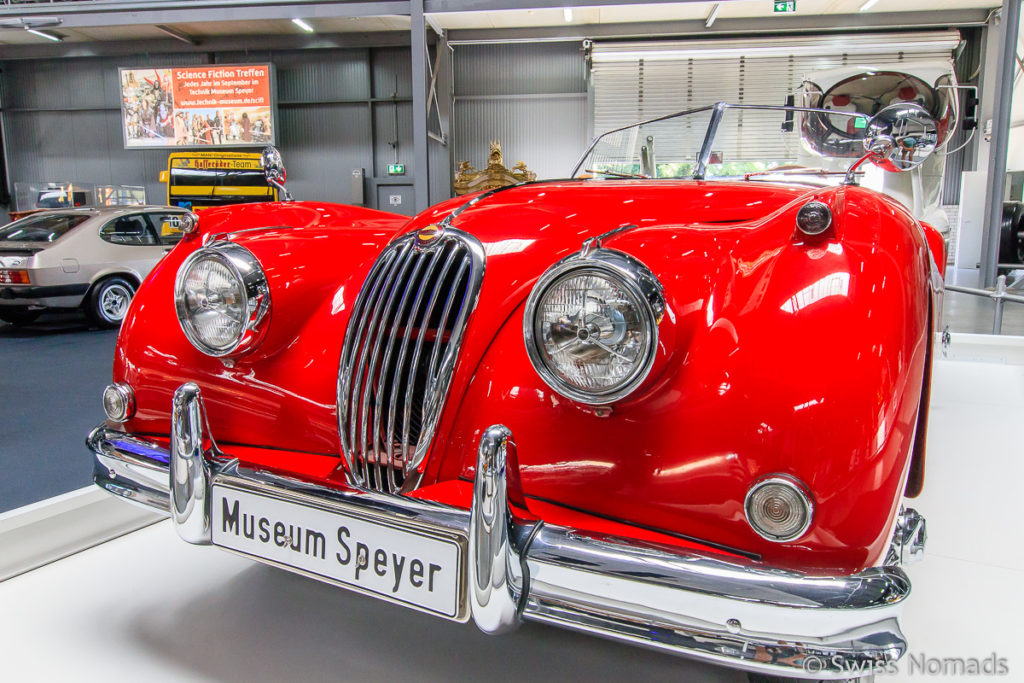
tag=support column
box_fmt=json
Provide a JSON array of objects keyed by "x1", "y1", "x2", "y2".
[
  {"x1": 411, "y1": 0, "x2": 430, "y2": 212},
  {"x1": 980, "y1": 0, "x2": 1022, "y2": 286}
]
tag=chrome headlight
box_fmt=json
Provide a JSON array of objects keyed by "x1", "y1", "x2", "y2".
[
  {"x1": 174, "y1": 242, "x2": 270, "y2": 357},
  {"x1": 524, "y1": 248, "x2": 664, "y2": 405}
]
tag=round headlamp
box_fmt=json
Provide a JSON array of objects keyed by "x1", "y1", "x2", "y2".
[
  {"x1": 744, "y1": 476, "x2": 814, "y2": 542},
  {"x1": 524, "y1": 249, "x2": 664, "y2": 405},
  {"x1": 174, "y1": 242, "x2": 270, "y2": 357}
]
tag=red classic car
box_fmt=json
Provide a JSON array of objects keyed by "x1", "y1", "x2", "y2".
[{"x1": 90, "y1": 102, "x2": 945, "y2": 682}]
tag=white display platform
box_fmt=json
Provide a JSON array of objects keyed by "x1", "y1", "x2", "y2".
[{"x1": 1, "y1": 334, "x2": 1021, "y2": 682}]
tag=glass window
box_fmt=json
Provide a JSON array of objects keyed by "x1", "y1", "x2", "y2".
[
  {"x1": 36, "y1": 189, "x2": 90, "y2": 209},
  {"x1": 171, "y1": 167, "x2": 270, "y2": 188},
  {"x1": 149, "y1": 212, "x2": 186, "y2": 245},
  {"x1": 0, "y1": 213, "x2": 90, "y2": 243},
  {"x1": 99, "y1": 214, "x2": 158, "y2": 246}
]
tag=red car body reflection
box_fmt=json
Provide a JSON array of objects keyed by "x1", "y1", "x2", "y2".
[{"x1": 113, "y1": 178, "x2": 943, "y2": 574}]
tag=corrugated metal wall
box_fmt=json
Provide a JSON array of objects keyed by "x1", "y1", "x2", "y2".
[
  {"x1": 0, "y1": 46, "x2": 418, "y2": 211},
  {"x1": 428, "y1": 39, "x2": 454, "y2": 206},
  {"x1": 943, "y1": 26, "x2": 984, "y2": 205},
  {"x1": 453, "y1": 42, "x2": 587, "y2": 181}
]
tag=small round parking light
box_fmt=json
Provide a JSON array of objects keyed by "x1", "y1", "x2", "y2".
[
  {"x1": 744, "y1": 476, "x2": 813, "y2": 542},
  {"x1": 796, "y1": 201, "x2": 832, "y2": 236},
  {"x1": 179, "y1": 212, "x2": 199, "y2": 235},
  {"x1": 102, "y1": 383, "x2": 136, "y2": 423}
]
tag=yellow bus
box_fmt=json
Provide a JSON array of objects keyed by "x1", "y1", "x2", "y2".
[{"x1": 160, "y1": 151, "x2": 278, "y2": 211}]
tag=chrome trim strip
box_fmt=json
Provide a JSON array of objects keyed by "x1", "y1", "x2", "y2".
[
  {"x1": 400, "y1": 245, "x2": 460, "y2": 481},
  {"x1": 374, "y1": 254, "x2": 429, "y2": 492},
  {"x1": 90, "y1": 411, "x2": 915, "y2": 679},
  {"x1": 580, "y1": 223, "x2": 637, "y2": 256},
  {"x1": 385, "y1": 251, "x2": 445, "y2": 492},
  {"x1": 354, "y1": 242, "x2": 413, "y2": 485},
  {"x1": 338, "y1": 248, "x2": 396, "y2": 481}
]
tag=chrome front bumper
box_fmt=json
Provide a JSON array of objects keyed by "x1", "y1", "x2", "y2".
[{"x1": 89, "y1": 382, "x2": 916, "y2": 680}]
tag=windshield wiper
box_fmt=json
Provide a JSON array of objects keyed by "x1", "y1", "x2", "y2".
[{"x1": 584, "y1": 168, "x2": 649, "y2": 179}]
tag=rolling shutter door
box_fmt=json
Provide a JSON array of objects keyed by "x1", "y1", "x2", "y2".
[{"x1": 590, "y1": 32, "x2": 961, "y2": 165}]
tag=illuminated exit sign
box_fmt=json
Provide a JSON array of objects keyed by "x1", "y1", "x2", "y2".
[
  {"x1": 387, "y1": 163, "x2": 406, "y2": 176},
  {"x1": 774, "y1": 1, "x2": 796, "y2": 11}
]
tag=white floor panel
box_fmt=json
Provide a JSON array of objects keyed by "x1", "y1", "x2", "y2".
[
  {"x1": 0, "y1": 521, "x2": 742, "y2": 683},
  {"x1": 1, "y1": 334, "x2": 1020, "y2": 682},
  {"x1": 918, "y1": 358, "x2": 1024, "y2": 571},
  {"x1": 887, "y1": 349, "x2": 1024, "y2": 682}
]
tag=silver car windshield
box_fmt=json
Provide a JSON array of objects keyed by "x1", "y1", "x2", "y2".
[
  {"x1": 572, "y1": 103, "x2": 871, "y2": 180},
  {"x1": 0, "y1": 213, "x2": 90, "y2": 243}
]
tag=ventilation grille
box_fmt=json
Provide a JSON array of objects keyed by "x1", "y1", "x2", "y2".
[{"x1": 338, "y1": 229, "x2": 484, "y2": 493}]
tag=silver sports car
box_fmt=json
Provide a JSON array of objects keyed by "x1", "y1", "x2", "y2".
[{"x1": 0, "y1": 206, "x2": 188, "y2": 327}]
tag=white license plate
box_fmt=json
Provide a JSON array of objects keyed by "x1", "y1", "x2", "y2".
[{"x1": 212, "y1": 485, "x2": 464, "y2": 618}]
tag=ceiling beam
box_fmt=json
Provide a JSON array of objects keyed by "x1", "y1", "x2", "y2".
[
  {"x1": 0, "y1": 30, "x2": 410, "y2": 60},
  {"x1": 705, "y1": 3, "x2": 721, "y2": 30},
  {"x1": 0, "y1": 1, "x2": 410, "y2": 29},
  {"x1": 424, "y1": 0, "x2": 715, "y2": 11},
  {"x1": 154, "y1": 24, "x2": 199, "y2": 46},
  {"x1": 445, "y1": 8, "x2": 992, "y2": 44}
]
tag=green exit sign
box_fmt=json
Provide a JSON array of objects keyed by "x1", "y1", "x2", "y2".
[
  {"x1": 387, "y1": 163, "x2": 406, "y2": 176},
  {"x1": 774, "y1": 1, "x2": 796, "y2": 11}
]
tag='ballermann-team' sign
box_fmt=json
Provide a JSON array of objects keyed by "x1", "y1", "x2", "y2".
[{"x1": 119, "y1": 64, "x2": 276, "y2": 149}]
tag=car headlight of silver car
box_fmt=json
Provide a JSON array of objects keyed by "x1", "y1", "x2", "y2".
[
  {"x1": 524, "y1": 248, "x2": 664, "y2": 405},
  {"x1": 174, "y1": 242, "x2": 270, "y2": 357}
]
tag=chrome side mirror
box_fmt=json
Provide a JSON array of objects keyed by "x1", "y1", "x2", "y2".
[
  {"x1": 862, "y1": 103, "x2": 939, "y2": 173},
  {"x1": 260, "y1": 146, "x2": 293, "y2": 201}
]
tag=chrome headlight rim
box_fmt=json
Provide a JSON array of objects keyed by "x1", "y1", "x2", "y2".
[
  {"x1": 174, "y1": 241, "x2": 271, "y2": 357},
  {"x1": 744, "y1": 475, "x2": 815, "y2": 543},
  {"x1": 523, "y1": 248, "x2": 665, "y2": 406}
]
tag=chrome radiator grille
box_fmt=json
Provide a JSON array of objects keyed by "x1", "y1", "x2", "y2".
[{"x1": 338, "y1": 229, "x2": 485, "y2": 493}]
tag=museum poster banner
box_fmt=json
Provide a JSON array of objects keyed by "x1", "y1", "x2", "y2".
[{"x1": 119, "y1": 64, "x2": 276, "y2": 148}]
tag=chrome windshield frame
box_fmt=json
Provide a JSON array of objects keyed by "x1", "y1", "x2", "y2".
[{"x1": 571, "y1": 101, "x2": 871, "y2": 180}]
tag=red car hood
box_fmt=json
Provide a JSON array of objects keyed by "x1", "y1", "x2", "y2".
[{"x1": 114, "y1": 180, "x2": 934, "y2": 574}]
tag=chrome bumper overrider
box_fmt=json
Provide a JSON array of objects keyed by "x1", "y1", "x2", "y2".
[{"x1": 89, "y1": 382, "x2": 919, "y2": 680}]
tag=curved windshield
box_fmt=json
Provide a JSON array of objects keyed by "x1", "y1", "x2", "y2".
[
  {"x1": 0, "y1": 213, "x2": 90, "y2": 243},
  {"x1": 574, "y1": 103, "x2": 871, "y2": 180}
]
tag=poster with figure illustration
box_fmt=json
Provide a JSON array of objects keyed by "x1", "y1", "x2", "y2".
[{"x1": 119, "y1": 64, "x2": 275, "y2": 148}]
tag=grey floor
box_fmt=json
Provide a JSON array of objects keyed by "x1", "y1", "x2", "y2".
[
  {"x1": 2, "y1": 287, "x2": 1023, "y2": 514},
  {"x1": 0, "y1": 311, "x2": 117, "y2": 512},
  {"x1": 943, "y1": 289, "x2": 1024, "y2": 336}
]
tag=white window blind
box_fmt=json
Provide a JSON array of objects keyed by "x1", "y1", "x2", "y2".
[{"x1": 590, "y1": 32, "x2": 960, "y2": 165}]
